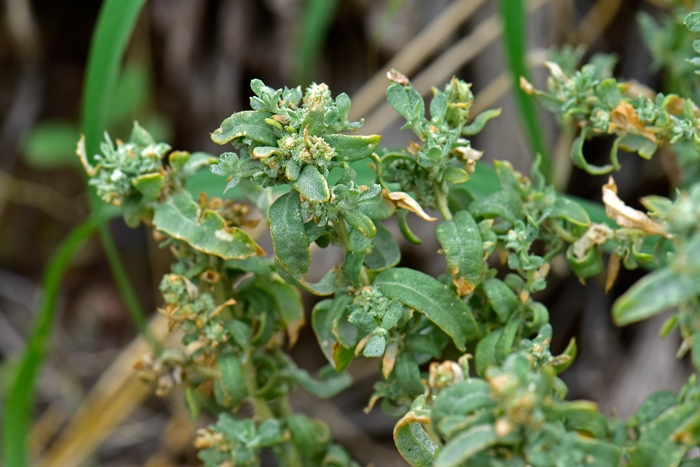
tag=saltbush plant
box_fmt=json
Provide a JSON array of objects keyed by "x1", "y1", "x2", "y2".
[{"x1": 78, "y1": 14, "x2": 700, "y2": 467}]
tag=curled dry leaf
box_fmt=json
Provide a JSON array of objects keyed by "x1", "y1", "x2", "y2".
[
  {"x1": 76, "y1": 135, "x2": 96, "y2": 176},
  {"x1": 453, "y1": 146, "x2": 484, "y2": 173},
  {"x1": 620, "y1": 80, "x2": 656, "y2": 100},
  {"x1": 387, "y1": 68, "x2": 410, "y2": 85},
  {"x1": 608, "y1": 101, "x2": 660, "y2": 143},
  {"x1": 519, "y1": 76, "x2": 535, "y2": 95},
  {"x1": 382, "y1": 341, "x2": 399, "y2": 379},
  {"x1": 605, "y1": 251, "x2": 621, "y2": 294},
  {"x1": 383, "y1": 190, "x2": 437, "y2": 221},
  {"x1": 572, "y1": 223, "x2": 614, "y2": 260},
  {"x1": 602, "y1": 177, "x2": 668, "y2": 237},
  {"x1": 428, "y1": 360, "x2": 464, "y2": 390}
]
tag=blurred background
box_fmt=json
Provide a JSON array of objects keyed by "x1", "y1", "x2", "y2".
[{"x1": 0, "y1": 0, "x2": 693, "y2": 465}]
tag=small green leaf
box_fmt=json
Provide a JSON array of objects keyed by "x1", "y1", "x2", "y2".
[
  {"x1": 287, "y1": 414, "x2": 331, "y2": 459},
  {"x1": 132, "y1": 173, "x2": 163, "y2": 201},
  {"x1": 357, "y1": 194, "x2": 396, "y2": 220},
  {"x1": 434, "y1": 424, "x2": 497, "y2": 467},
  {"x1": 432, "y1": 379, "x2": 495, "y2": 427},
  {"x1": 270, "y1": 191, "x2": 311, "y2": 275},
  {"x1": 211, "y1": 110, "x2": 278, "y2": 146},
  {"x1": 627, "y1": 402, "x2": 699, "y2": 467},
  {"x1": 312, "y1": 299, "x2": 354, "y2": 371},
  {"x1": 566, "y1": 243, "x2": 604, "y2": 279},
  {"x1": 612, "y1": 267, "x2": 700, "y2": 326},
  {"x1": 267, "y1": 280, "x2": 305, "y2": 347},
  {"x1": 430, "y1": 92, "x2": 448, "y2": 123},
  {"x1": 344, "y1": 210, "x2": 377, "y2": 238},
  {"x1": 551, "y1": 197, "x2": 590, "y2": 226},
  {"x1": 291, "y1": 164, "x2": 330, "y2": 202},
  {"x1": 289, "y1": 364, "x2": 353, "y2": 398},
  {"x1": 153, "y1": 191, "x2": 264, "y2": 260},
  {"x1": 482, "y1": 278, "x2": 519, "y2": 322},
  {"x1": 462, "y1": 108, "x2": 502, "y2": 135},
  {"x1": 364, "y1": 334, "x2": 387, "y2": 357},
  {"x1": 474, "y1": 329, "x2": 502, "y2": 377},
  {"x1": 571, "y1": 127, "x2": 614, "y2": 175},
  {"x1": 394, "y1": 422, "x2": 438, "y2": 467},
  {"x1": 374, "y1": 268, "x2": 478, "y2": 351},
  {"x1": 436, "y1": 210, "x2": 484, "y2": 295},
  {"x1": 495, "y1": 318, "x2": 520, "y2": 362},
  {"x1": 443, "y1": 167, "x2": 470, "y2": 184},
  {"x1": 685, "y1": 12, "x2": 700, "y2": 32},
  {"x1": 633, "y1": 391, "x2": 677, "y2": 427},
  {"x1": 214, "y1": 354, "x2": 247, "y2": 408},
  {"x1": 365, "y1": 222, "x2": 401, "y2": 271},
  {"x1": 395, "y1": 352, "x2": 424, "y2": 395},
  {"x1": 328, "y1": 293, "x2": 357, "y2": 349},
  {"x1": 324, "y1": 134, "x2": 381, "y2": 162},
  {"x1": 387, "y1": 82, "x2": 425, "y2": 130},
  {"x1": 397, "y1": 209, "x2": 423, "y2": 244}
]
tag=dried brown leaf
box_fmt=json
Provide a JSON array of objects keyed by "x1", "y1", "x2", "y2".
[
  {"x1": 602, "y1": 177, "x2": 668, "y2": 237},
  {"x1": 383, "y1": 190, "x2": 437, "y2": 221}
]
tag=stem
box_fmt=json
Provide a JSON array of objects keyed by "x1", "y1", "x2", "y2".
[
  {"x1": 547, "y1": 219, "x2": 576, "y2": 244},
  {"x1": 434, "y1": 183, "x2": 452, "y2": 221},
  {"x1": 241, "y1": 357, "x2": 273, "y2": 420},
  {"x1": 333, "y1": 217, "x2": 351, "y2": 251}
]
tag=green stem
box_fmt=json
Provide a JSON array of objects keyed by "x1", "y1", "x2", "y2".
[
  {"x1": 241, "y1": 356, "x2": 274, "y2": 420},
  {"x1": 434, "y1": 183, "x2": 452, "y2": 221},
  {"x1": 547, "y1": 219, "x2": 576, "y2": 244},
  {"x1": 333, "y1": 217, "x2": 352, "y2": 251}
]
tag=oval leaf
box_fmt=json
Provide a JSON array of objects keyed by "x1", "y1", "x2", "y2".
[
  {"x1": 211, "y1": 110, "x2": 278, "y2": 146},
  {"x1": 153, "y1": 191, "x2": 264, "y2": 260},
  {"x1": 434, "y1": 424, "x2": 497, "y2": 467},
  {"x1": 324, "y1": 134, "x2": 381, "y2": 162},
  {"x1": 270, "y1": 191, "x2": 310, "y2": 275},
  {"x1": 291, "y1": 164, "x2": 330, "y2": 202},
  {"x1": 374, "y1": 268, "x2": 478, "y2": 351},
  {"x1": 436, "y1": 210, "x2": 484, "y2": 296}
]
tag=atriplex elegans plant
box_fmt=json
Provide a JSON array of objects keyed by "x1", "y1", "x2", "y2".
[{"x1": 76, "y1": 15, "x2": 700, "y2": 467}]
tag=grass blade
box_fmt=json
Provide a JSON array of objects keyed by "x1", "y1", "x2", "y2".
[
  {"x1": 79, "y1": 0, "x2": 158, "y2": 348},
  {"x1": 3, "y1": 218, "x2": 98, "y2": 467},
  {"x1": 293, "y1": 0, "x2": 342, "y2": 85},
  {"x1": 498, "y1": 0, "x2": 551, "y2": 181}
]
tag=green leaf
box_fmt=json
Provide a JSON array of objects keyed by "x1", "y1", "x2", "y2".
[
  {"x1": 3, "y1": 219, "x2": 97, "y2": 467},
  {"x1": 357, "y1": 194, "x2": 396, "y2": 220},
  {"x1": 566, "y1": 243, "x2": 604, "y2": 279},
  {"x1": 436, "y1": 211, "x2": 484, "y2": 296},
  {"x1": 132, "y1": 173, "x2": 163, "y2": 202},
  {"x1": 270, "y1": 191, "x2": 310, "y2": 275},
  {"x1": 289, "y1": 364, "x2": 352, "y2": 399},
  {"x1": 374, "y1": 268, "x2": 478, "y2": 351},
  {"x1": 387, "y1": 82, "x2": 425, "y2": 130},
  {"x1": 328, "y1": 293, "x2": 357, "y2": 349},
  {"x1": 364, "y1": 334, "x2": 387, "y2": 357},
  {"x1": 482, "y1": 278, "x2": 519, "y2": 322},
  {"x1": 395, "y1": 352, "x2": 424, "y2": 395},
  {"x1": 570, "y1": 127, "x2": 614, "y2": 175},
  {"x1": 365, "y1": 222, "x2": 401, "y2": 271},
  {"x1": 397, "y1": 209, "x2": 423, "y2": 244},
  {"x1": 685, "y1": 12, "x2": 700, "y2": 32},
  {"x1": 312, "y1": 299, "x2": 354, "y2": 371},
  {"x1": 495, "y1": 318, "x2": 520, "y2": 362},
  {"x1": 267, "y1": 280, "x2": 305, "y2": 347},
  {"x1": 211, "y1": 110, "x2": 278, "y2": 146},
  {"x1": 394, "y1": 422, "x2": 438, "y2": 467},
  {"x1": 633, "y1": 391, "x2": 677, "y2": 427},
  {"x1": 462, "y1": 108, "x2": 502, "y2": 135},
  {"x1": 153, "y1": 191, "x2": 264, "y2": 260},
  {"x1": 287, "y1": 414, "x2": 331, "y2": 459},
  {"x1": 474, "y1": 329, "x2": 502, "y2": 377},
  {"x1": 550, "y1": 196, "x2": 590, "y2": 226},
  {"x1": 434, "y1": 424, "x2": 497, "y2": 467},
  {"x1": 291, "y1": 164, "x2": 330, "y2": 202},
  {"x1": 432, "y1": 379, "x2": 495, "y2": 427},
  {"x1": 612, "y1": 267, "x2": 700, "y2": 326},
  {"x1": 324, "y1": 134, "x2": 381, "y2": 162},
  {"x1": 214, "y1": 354, "x2": 247, "y2": 408},
  {"x1": 343, "y1": 210, "x2": 376, "y2": 238},
  {"x1": 430, "y1": 92, "x2": 448, "y2": 123},
  {"x1": 628, "y1": 403, "x2": 699, "y2": 467}
]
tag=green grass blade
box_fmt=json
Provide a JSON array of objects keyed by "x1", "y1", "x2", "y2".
[
  {"x1": 498, "y1": 0, "x2": 552, "y2": 182},
  {"x1": 79, "y1": 0, "x2": 158, "y2": 348},
  {"x1": 3, "y1": 218, "x2": 98, "y2": 467},
  {"x1": 293, "y1": 0, "x2": 342, "y2": 85}
]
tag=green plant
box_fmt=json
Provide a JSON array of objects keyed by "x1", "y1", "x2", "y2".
[
  {"x1": 71, "y1": 33, "x2": 700, "y2": 464},
  {"x1": 11, "y1": 4, "x2": 700, "y2": 466}
]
